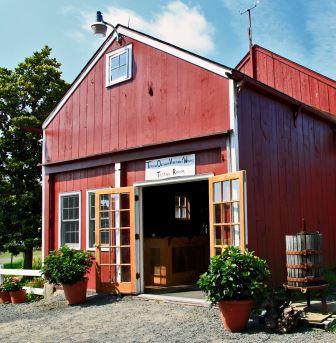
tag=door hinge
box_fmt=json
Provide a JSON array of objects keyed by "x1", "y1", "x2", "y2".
[
  {"x1": 135, "y1": 233, "x2": 140, "y2": 240},
  {"x1": 136, "y1": 272, "x2": 140, "y2": 279},
  {"x1": 134, "y1": 194, "x2": 139, "y2": 201}
]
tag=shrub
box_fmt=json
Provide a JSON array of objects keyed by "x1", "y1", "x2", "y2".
[
  {"x1": 41, "y1": 246, "x2": 93, "y2": 285},
  {"x1": 3, "y1": 276, "x2": 23, "y2": 292},
  {"x1": 198, "y1": 246, "x2": 270, "y2": 305},
  {"x1": 24, "y1": 277, "x2": 45, "y2": 288},
  {"x1": 26, "y1": 293, "x2": 44, "y2": 303}
]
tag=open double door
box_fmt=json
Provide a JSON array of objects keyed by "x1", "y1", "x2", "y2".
[{"x1": 94, "y1": 171, "x2": 246, "y2": 294}]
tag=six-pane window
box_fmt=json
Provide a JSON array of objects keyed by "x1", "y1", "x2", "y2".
[
  {"x1": 175, "y1": 195, "x2": 190, "y2": 220},
  {"x1": 106, "y1": 45, "x2": 132, "y2": 87},
  {"x1": 60, "y1": 194, "x2": 80, "y2": 248}
]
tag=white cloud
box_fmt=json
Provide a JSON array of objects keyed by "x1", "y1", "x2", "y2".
[
  {"x1": 81, "y1": 1, "x2": 215, "y2": 55},
  {"x1": 66, "y1": 30, "x2": 86, "y2": 43}
]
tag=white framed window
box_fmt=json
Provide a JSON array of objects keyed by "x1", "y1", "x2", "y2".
[
  {"x1": 175, "y1": 195, "x2": 191, "y2": 220},
  {"x1": 59, "y1": 192, "x2": 81, "y2": 249},
  {"x1": 106, "y1": 44, "x2": 133, "y2": 87}
]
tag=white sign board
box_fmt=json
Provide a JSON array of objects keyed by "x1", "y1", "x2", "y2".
[{"x1": 145, "y1": 154, "x2": 196, "y2": 181}]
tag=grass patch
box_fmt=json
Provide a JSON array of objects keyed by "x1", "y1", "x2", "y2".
[
  {"x1": 4, "y1": 259, "x2": 23, "y2": 269},
  {"x1": 0, "y1": 251, "x2": 18, "y2": 259}
]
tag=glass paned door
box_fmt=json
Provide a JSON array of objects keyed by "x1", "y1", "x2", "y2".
[
  {"x1": 209, "y1": 171, "x2": 246, "y2": 255},
  {"x1": 95, "y1": 187, "x2": 136, "y2": 293}
]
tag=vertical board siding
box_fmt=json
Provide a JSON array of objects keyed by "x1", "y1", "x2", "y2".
[
  {"x1": 52, "y1": 167, "x2": 115, "y2": 242},
  {"x1": 52, "y1": 165, "x2": 115, "y2": 289},
  {"x1": 44, "y1": 37, "x2": 230, "y2": 163},
  {"x1": 238, "y1": 87, "x2": 336, "y2": 286},
  {"x1": 237, "y1": 46, "x2": 336, "y2": 116}
]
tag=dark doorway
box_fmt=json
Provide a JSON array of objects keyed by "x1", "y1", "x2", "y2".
[{"x1": 142, "y1": 180, "x2": 209, "y2": 294}]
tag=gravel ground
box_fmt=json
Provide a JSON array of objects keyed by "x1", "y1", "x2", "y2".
[{"x1": 0, "y1": 294, "x2": 335, "y2": 343}]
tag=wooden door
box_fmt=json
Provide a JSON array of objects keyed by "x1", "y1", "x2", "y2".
[
  {"x1": 209, "y1": 171, "x2": 246, "y2": 255},
  {"x1": 95, "y1": 187, "x2": 136, "y2": 293}
]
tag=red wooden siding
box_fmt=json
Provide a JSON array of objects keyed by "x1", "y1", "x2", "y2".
[
  {"x1": 236, "y1": 45, "x2": 336, "y2": 115},
  {"x1": 44, "y1": 37, "x2": 230, "y2": 164},
  {"x1": 238, "y1": 86, "x2": 336, "y2": 285},
  {"x1": 51, "y1": 165, "x2": 115, "y2": 290}
]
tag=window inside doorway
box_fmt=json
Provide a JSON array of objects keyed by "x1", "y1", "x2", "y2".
[
  {"x1": 60, "y1": 193, "x2": 80, "y2": 249},
  {"x1": 175, "y1": 195, "x2": 190, "y2": 220}
]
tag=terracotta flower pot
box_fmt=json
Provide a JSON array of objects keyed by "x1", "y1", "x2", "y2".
[
  {"x1": 0, "y1": 290, "x2": 11, "y2": 304},
  {"x1": 63, "y1": 279, "x2": 88, "y2": 305},
  {"x1": 218, "y1": 299, "x2": 254, "y2": 332},
  {"x1": 10, "y1": 290, "x2": 26, "y2": 304}
]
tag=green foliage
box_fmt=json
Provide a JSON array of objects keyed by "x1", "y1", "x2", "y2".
[
  {"x1": 197, "y1": 246, "x2": 271, "y2": 305},
  {"x1": 0, "y1": 46, "x2": 69, "y2": 267},
  {"x1": 324, "y1": 266, "x2": 336, "y2": 286},
  {"x1": 2, "y1": 276, "x2": 23, "y2": 292},
  {"x1": 41, "y1": 246, "x2": 93, "y2": 286},
  {"x1": 23, "y1": 277, "x2": 44, "y2": 288},
  {"x1": 25, "y1": 293, "x2": 43, "y2": 302},
  {"x1": 4, "y1": 259, "x2": 23, "y2": 269}
]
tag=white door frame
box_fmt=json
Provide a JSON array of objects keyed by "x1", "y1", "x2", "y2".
[{"x1": 133, "y1": 173, "x2": 213, "y2": 294}]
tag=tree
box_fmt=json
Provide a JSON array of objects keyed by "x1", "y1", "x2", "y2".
[{"x1": 0, "y1": 46, "x2": 69, "y2": 268}]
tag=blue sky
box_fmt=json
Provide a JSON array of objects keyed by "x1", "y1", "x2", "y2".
[{"x1": 0, "y1": 0, "x2": 335, "y2": 82}]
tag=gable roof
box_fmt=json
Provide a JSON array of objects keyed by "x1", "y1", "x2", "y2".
[
  {"x1": 236, "y1": 44, "x2": 336, "y2": 87},
  {"x1": 42, "y1": 24, "x2": 232, "y2": 129},
  {"x1": 236, "y1": 44, "x2": 336, "y2": 116}
]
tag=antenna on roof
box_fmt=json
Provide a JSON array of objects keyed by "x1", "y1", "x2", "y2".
[
  {"x1": 128, "y1": 16, "x2": 130, "y2": 28},
  {"x1": 240, "y1": 1, "x2": 259, "y2": 50}
]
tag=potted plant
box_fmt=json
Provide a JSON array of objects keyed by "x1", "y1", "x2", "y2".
[
  {"x1": 0, "y1": 284, "x2": 11, "y2": 304},
  {"x1": 198, "y1": 246, "x2": 270, "y2": 332},
  {"x1": 41, "y1": 246, "x2": 93, "y2": 305},
  {"x1": 4, "y1": 277, "x2": 26, "y2": 304}
]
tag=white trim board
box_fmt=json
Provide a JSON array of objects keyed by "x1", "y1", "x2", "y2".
[
  {"x1": 85, "y1": 188, "x2": 107, "y2": 251},
  {"x1": 58, "y1": 191, "x2": 82, "y2": 250},
  {"x1": 42, "y1": 26, "x2": 231, "y2": 129}
]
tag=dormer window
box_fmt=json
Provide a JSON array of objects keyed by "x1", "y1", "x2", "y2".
[{"x1": 106, "y1": 44, "x2": 133, "y2": 87}]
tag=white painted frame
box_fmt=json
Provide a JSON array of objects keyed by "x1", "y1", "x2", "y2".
[
  {"x1": 86, "y1": 188, "x2": 106, "y2": 251},
  {"x1": 58, "y1": 191, "x2": 81, "y2": 250},
  {"x1": 134, "y1": 173, "x2": 213, "y2": 294},
  {"x1": 42, "y1": 26, "x2": 231, "y2": 129},
  {"x1": 105, "y1": 44, "x2": 133, "y2": 88},
  {"x1": 227, "y1": 78, "x2": 248, "y2": 249}
]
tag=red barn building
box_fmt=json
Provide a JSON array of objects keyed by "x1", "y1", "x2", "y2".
[{"x1": 42, "y1": 25, "x2": 336, "y2": 292}]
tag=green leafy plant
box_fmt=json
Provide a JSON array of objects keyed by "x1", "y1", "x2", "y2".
[
  {"x1": 3, "y1": 276, "x2": 23, "y2": 292},
  {"x1": 24, "y1": 277, "x2": 44, "y2": 288},
  {"x1": 41, "y1": 246, "x2": 93, "y2": 286},
  {"x1": 197, "y1": 246, "x2": 270, "y2": 305},
  {"x1": 25, "y1": 293, "x2": 43, "y2": 303}
]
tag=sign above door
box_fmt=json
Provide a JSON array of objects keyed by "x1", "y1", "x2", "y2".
[{"x1": 145, "y1": 154, "x2": 196, "y2": 181}]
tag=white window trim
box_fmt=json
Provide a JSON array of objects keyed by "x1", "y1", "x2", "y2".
[
  {"x1": 105, "y1": 44, "x2": 133, "y2": 87},
  {"x1": 85, "y1": 188, "x2": 104, "y2": 251},
  {"x1": 58, "y1": 191, "x2": 81, "y2": 250}
]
